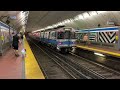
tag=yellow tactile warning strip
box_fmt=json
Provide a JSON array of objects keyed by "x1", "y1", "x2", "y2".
[
  {"x1": 76, "y1": 45, "x2": 120, "y2": 57},
  {"x1": 24, "y1": 37, "x2": 45, "y2": 79}
]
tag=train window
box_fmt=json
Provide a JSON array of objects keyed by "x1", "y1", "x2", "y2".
[
  {"x1": 57, "y1": 31, "x2": 76, "y2": 39},
  {"x1": 41, "y1": 32, "x2": 44, "y2": 38},
  {"x1": 70, "y1": 32, "x2": 76, "y2": 39},
  {"x1": 75, "y1": 33, "x2": 79, "y2": 39},
  {"x1": 57, "y1": 32, "x2": 64, "y2": 39},
  {"x1": 64, "y1": 31, "x2": 76, "y2": 39},
  {"x1": 64, "y1": 31, "x2": 70, "y2": 39},
  {"x1": 52, "y1": 32, "x2": 55, "y2": 37},
  {"x1": 50, "y1": 31, "x2": 56, "y2": 39},
  {"x1": 46, "y1": 32, "x2": 49, "y2": 39}
]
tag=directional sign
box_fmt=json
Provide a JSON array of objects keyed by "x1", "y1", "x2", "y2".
[{"x1": 9, "y1": 16, "x2": 16, "y2": 19}]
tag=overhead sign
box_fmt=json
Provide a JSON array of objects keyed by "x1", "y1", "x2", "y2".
[{"x1": 9, "y1": 16, "x2": 16, "y2": 19}]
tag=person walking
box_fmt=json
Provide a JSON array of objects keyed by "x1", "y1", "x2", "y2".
[
  {"x1": 12, "y1": 33, "x2": 19, "y2": 57},
  {"x1": 20, "y1": 32, "x2": 24, "y2": 44}
]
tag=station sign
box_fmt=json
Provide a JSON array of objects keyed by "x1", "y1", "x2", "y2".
[{"x1": 9, "y1": 16, "x2": 16, "y2": 19}]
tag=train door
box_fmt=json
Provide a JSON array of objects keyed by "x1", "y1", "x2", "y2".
[
  {"x1": 64, "y1": 28, "x2": 73, "y2": 46},
  {"x1": 64, "y1": 30, "x2": 71, "y2": 47},
  {"x1": 48, "y1": 32, "x2": 50, "y2": 45},
  {"x1": 70, "y1": 31, "x2": 77, "y2": 45}
]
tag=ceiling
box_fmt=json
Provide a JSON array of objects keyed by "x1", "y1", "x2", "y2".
[
  {"x1": 0, "y1": 11, "x2": 86, "y2": 32},
  {"x1": 0, "y1": 11, "x2": 28, "y2": 30},
  {"x1": 0, "y1": 11, "x2": 119, "y2": 33},
  {"x1": 26, "y1": 11, "x2": 85, "y2": 32}
]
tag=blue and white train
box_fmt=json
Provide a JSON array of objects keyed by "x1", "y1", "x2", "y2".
[{"x1": 30, "y1": 27, "x2": 77, "y2": 53}]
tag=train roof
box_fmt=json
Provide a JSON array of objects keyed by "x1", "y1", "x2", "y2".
[{"x1": 53, "y1": 25, "x2": 65, "y2": 29}]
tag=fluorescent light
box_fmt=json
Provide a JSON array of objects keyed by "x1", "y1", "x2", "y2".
[
  {"x1": 78, "y1": 15, "x2": 84, "y2": 19},
  {"x1": 59, "y1": 22, "x2": 64, "y2": 25},
  {"x1": 10, "y1": 16, "x2": 17, "y2": 19},
  {"x1": 40, "y1": 29, "x2": 45, "y2": 31},
  {"x1": 89, "y1": 11, "x2": 97, "y2": 16},
  {"x1": 46, "y1": 26, "x2": 53, "y2": 29},
  {"x1": 83, "y1": 12, "x2": 90, "y2": 18},
  {"x1": 52, "y1": 24, "x2": 57, "y2": 28},
  {"x1": 66, "y1": 19, "x2": 71, "y2": 23},
  {"x1": 97, "y1": 11, "x2": 107, "y2": 14},
  {"x1": 63, "y1": 20, "x2": 67, "y2": 24},
  {"x1": 61, "y1": 21, "x2": 65, "y2": 25},
  {"x1": 69, "y1": 19, "x2": 74, "y2": 22},
  {"x1": 74, "y1": 16, "x2": 79, "y2": 20},
  {"x1": 94, "y1": 52, "x2": 105, "y2": 57}
]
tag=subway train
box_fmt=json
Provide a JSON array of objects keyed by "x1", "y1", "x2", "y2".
[
  {"x1": 75, "y1": 26, "x2": 120, "y2": 50},
  {"x1": 30, "y1": 27, "x2": 77, "y2": 53},
  {"x1": 0, "y1": 21, "x2": 14, "y2": 55}
]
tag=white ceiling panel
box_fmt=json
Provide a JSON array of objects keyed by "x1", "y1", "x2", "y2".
[{"x1": 26, "y1": 11, "x2": 85, "y2": 32}]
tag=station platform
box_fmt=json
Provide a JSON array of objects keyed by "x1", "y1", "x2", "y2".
[
  {"x1": 76, "y1": 44, "x2": 120, "y2": 58},
  {"x1": 0, "y1": 36, "x2": 45, "y2": 79}
]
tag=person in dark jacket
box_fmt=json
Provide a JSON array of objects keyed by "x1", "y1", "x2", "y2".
[
  {"x1": 20, "y1": 32, "x2": 24, "y2": 44},
  {"x1": 12, "y1": 33, "x2": 19, "y2": 56}
]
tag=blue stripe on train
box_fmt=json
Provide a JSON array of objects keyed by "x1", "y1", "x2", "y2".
[
  {"x1": 40, "y1": 37, "x2": 74, "y2": 46},
  {"x1": 40, "y1": 38, "x2": 57, "y2": 45},
  {"x1": 58, "y1": 41, "x2": 74, "y2": 45},
  {"x1": 48, "y1": 39, "x2": 57, "y2": 45},
  {"x1": 61, "y1": 41, "x2": 74, "y2": 45}
]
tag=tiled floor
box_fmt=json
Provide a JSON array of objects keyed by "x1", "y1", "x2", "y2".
[{"x1": 0, "y1": 43, "x2": 24, "y2": 79}]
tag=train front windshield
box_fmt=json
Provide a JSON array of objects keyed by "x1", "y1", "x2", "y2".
[{"x1": 57, "y1": 31, "x2": 76, "y2": 39}]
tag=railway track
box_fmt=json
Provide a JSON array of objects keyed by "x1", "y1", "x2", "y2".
[
  {"x1": 68, "y1": 52, "x2": 120, "y2": 79},
  {"x1": 27, "y1": 38, "x2": 90, "y2": 79},
  {"x1": 29, "y1": 37, "x2": 120, "y2": 79}
]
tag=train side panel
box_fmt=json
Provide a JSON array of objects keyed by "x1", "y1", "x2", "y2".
[
  {"x1": 31, "y1": 27, "x2": 77, "y2": 53},
  {"x1": 48, "y1": 31, "x2": 57, "y2": 47}
]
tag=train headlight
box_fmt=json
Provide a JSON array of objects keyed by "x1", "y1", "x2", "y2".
[
  {"x1": 58, "y1": 42, "x2": 62, "y2": 45},
  {"x1": 57, "y1": 47, "x2": 60, "y2": 51}
]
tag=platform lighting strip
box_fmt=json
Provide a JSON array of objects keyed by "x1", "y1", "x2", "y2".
[
  {"x1": 15, "y1": 11, "x2": 29, "y2": 30},
  {"x1": 32, "y1": 11, "x2": 107, "y2": 33},
  {"x1": 94, "y1": 52, "x2": 105, "y2": 57},
  {"x1": 19, "y1": 11, "x2": 29, "y2": 26}
]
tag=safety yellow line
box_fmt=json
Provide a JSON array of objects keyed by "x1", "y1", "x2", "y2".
[
  {"x1": 76, "y1": 45, "x2": 120, "y2": 57},
  {"x1": 24, "y1": 37, "x2": 45, "y2": 79}
]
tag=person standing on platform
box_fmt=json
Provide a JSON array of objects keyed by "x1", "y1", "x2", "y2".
[
  {"x1": 83, "y1": 34, "x2": 88, "y2": 45},
  {"x1": 10, "y1": 34, "x2": 13, "y2": 48},
  {"x1": 20, "y1": 32, "x2": 24, "y2": 44},
  {"x1": 12, "y1": 33, "x2": 19, "y2": 57}
]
